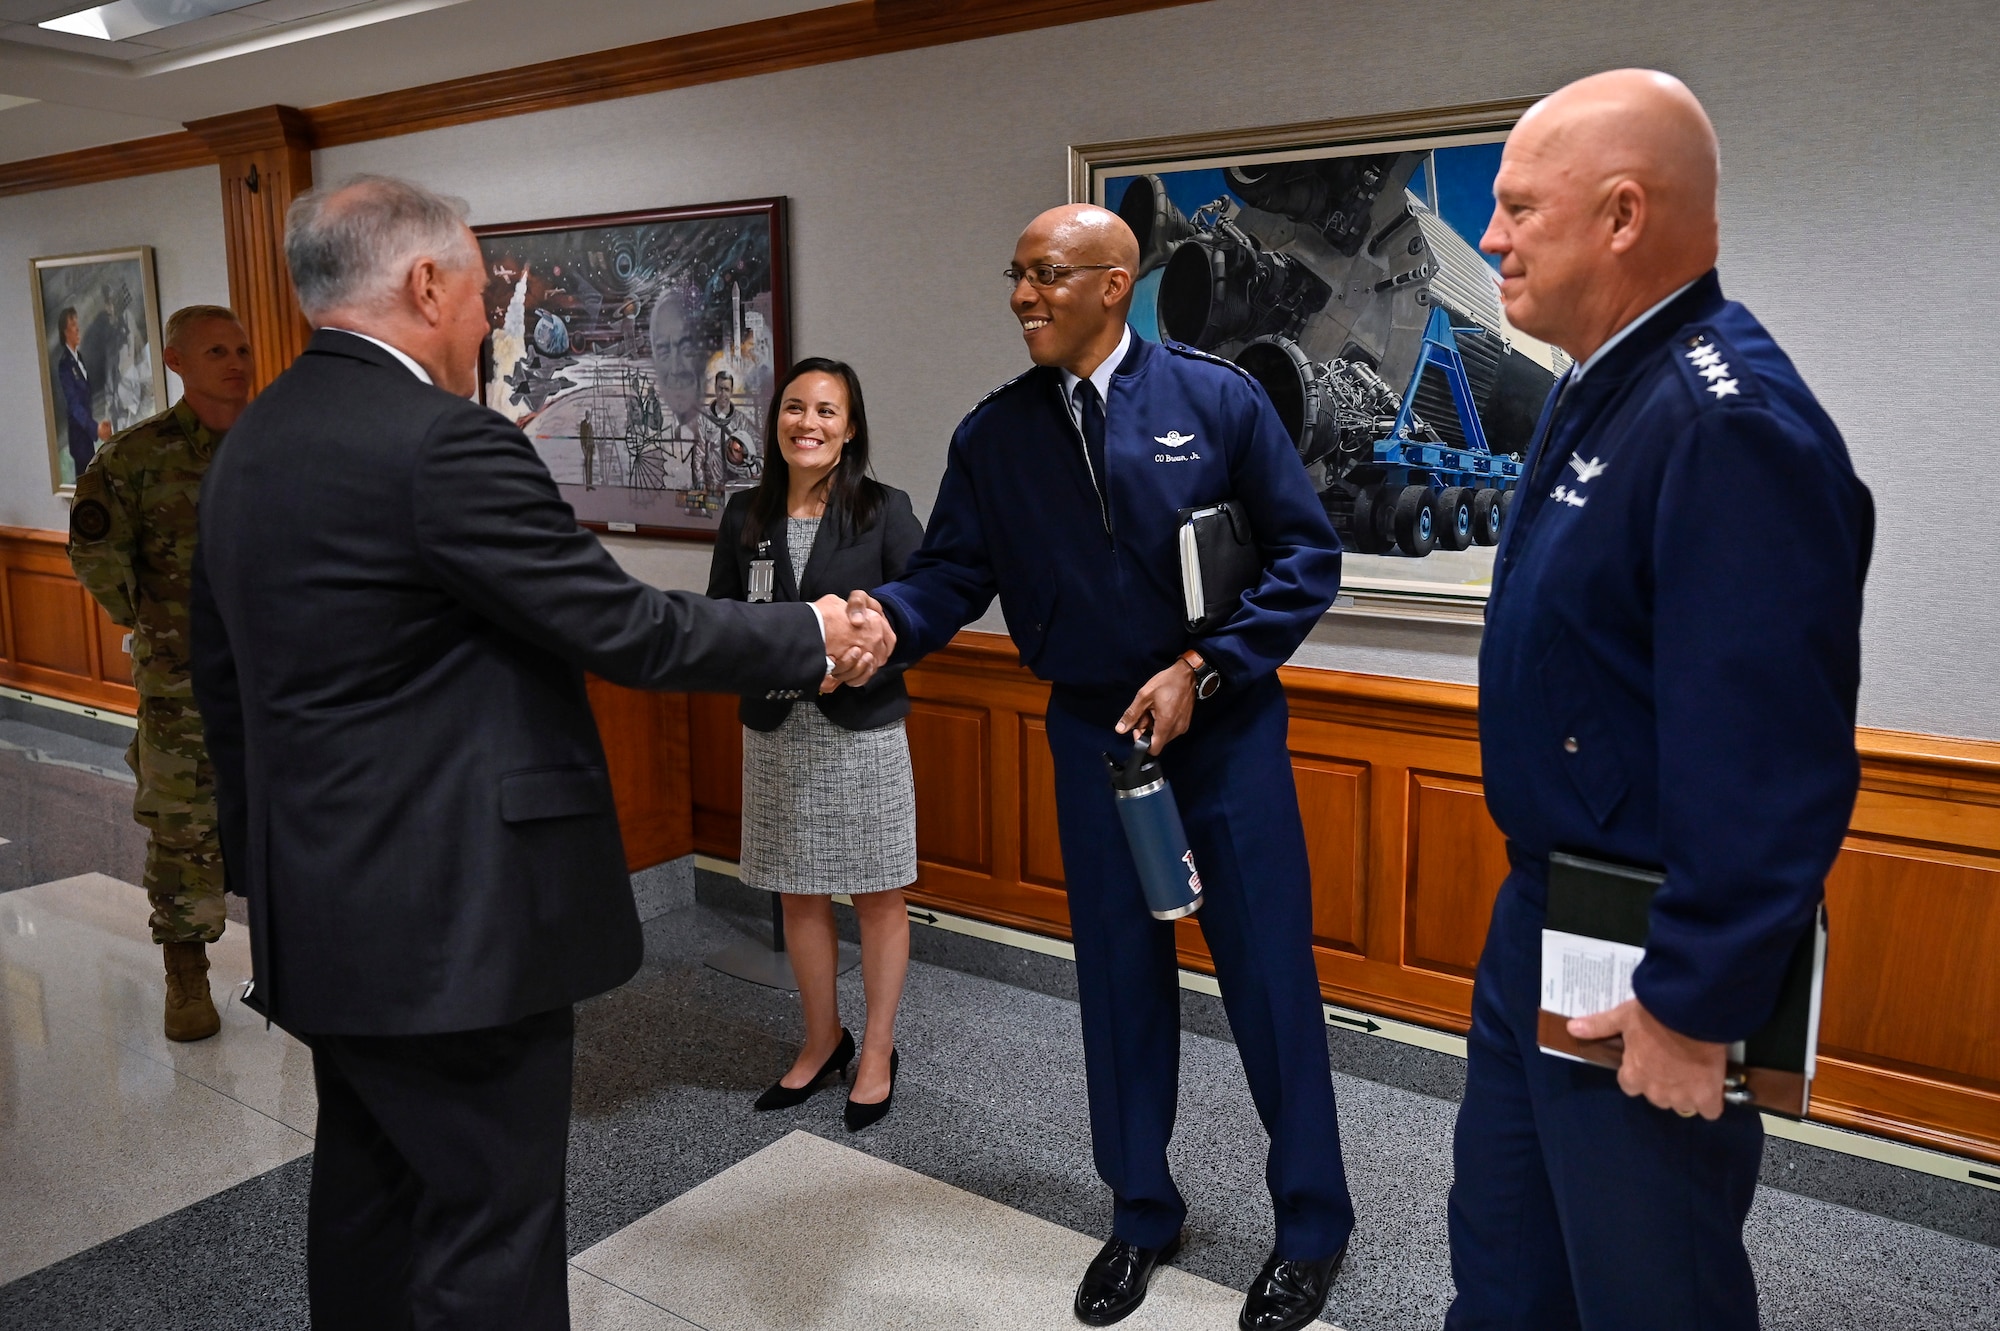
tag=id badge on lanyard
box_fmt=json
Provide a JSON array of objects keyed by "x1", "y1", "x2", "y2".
[{"x1": 748, "y1": 540, "x2": 775, "y2": 603}]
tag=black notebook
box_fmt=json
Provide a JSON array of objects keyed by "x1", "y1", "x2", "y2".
[
  {"x1": 1177, "y1": 502, "x2": 1262, "y2": 635},
  {"x1": 1537, "y1": 850, "x2": 1828, "y2": 1117}
]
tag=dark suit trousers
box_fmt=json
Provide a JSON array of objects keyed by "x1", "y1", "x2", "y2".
[
  {"x1": 306, "y1": 1006, "x2": 574, "y2": 1331},
  {"x1": 1445, "y1": 878, "x2": 1763, "y2": 1329},
  {"x1": 1045, "y1": 674, "x2": 1356, "y2": 1260}
]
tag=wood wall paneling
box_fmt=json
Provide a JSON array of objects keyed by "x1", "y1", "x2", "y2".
[
  {"x1": 689, "y1": 691, "x2": 745, "y2": 858},
  {"x1": 1401, "y1": 771, "x2": 1510, "y2": 981},
  {"x1": 184, "y1": 107, "x2": 315, "y2": 394},
  {"x1": 1017, "y1": 714, "x2": 1066, "y2": 890},
  {"x1": 584, "y1": 677, "x2": 693, "y2": 872},
  {"x1": 1292, "y1": 755, "x2": 1370, "y2": 958},
  {"x1": 907, "y1": 699, "x2": 991, "y2": 873},
  {"x1": 0, "y1": 527, "x2": 138, "y2": 712}
]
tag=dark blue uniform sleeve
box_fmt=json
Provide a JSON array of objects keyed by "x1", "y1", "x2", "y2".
[
  {"x1": 1633, "y1": 408, "x2": 1871, "y2": 1042},
  {"x1": 1199, "y1": 377, "x2": 1343, "y2": 684},
  {"x1": 873, "y1": 432, "x2": 998, "y2": 664}
]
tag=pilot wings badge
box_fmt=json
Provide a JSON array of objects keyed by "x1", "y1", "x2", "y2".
[{"x1": 1155, "y1": 430, "x2": 1196, "y2": 448}]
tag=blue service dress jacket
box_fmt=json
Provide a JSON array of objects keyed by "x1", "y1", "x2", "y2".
[
  {"x1": 873, "y1": 333, "x2": 1341, "y2": 711},
  {"x1": 1478, "y1": 270, "x2": 1874, "y2": 1045}
]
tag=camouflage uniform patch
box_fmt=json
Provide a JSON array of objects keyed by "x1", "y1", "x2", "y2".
[{"x1": 69, "y1": 400, "x2": 227, "y2": 945}]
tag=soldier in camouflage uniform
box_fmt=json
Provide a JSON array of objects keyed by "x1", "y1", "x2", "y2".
[{"x1": 68, "y1": 304, "x2": 252, "y2": 1042}]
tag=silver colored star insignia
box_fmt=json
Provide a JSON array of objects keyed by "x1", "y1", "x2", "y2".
[{"x1": 1707, "y1": 377, "x2": 1740, "y2": 398}]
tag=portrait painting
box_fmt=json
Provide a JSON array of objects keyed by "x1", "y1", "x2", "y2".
[
  {"x1": 476, "y1": 199, "x2": 790, "y2": 540},
  {"x1": 1074, "y1": 102, "x2": 1562, "y2": 617},
  {"x1": 30, "y1": 247, "x2": 167, "y2": 494}
]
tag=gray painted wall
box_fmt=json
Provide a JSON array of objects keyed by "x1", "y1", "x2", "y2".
[
  {"x1": 4, "y1": 0, "x2": 1993, "y2": 738},
  {"x1": 0, "y1": 167, "x2": 228, "y2": 532}
]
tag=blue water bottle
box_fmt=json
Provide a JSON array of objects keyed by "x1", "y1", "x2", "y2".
[{"x1": 1105, "y1": 732, "x2": 1204, "y2": 920}]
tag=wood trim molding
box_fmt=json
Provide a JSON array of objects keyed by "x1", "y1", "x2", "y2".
[
  {"x1": 0, "y1": 0, "x2": 1204, "y2": 197},
  {"x1": 0, "y1": 131, "x2": 212, "y2": 200},
  {"x1": 185, "y1": 107, "x2": 315, "y2": 393},
  {"x1": 303, "y1": 0, "x2": 1206, "y2": 147}
]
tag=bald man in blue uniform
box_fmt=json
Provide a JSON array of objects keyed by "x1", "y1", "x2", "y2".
[
  {"x1": 869, "y1": 205, "x2": 1355, "y2": 1331},
  {"x1": 1447, "y1": 72, "x2": 1873, "y2": 1329}
]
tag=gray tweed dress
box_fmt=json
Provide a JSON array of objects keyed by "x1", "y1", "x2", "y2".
[{"x1": 739, "y1": 515, "x2": 918, "y2": 895}]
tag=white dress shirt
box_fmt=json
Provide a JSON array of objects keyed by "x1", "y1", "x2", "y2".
[
  {"x1": 320, "y1": 327, "x2": 434, "y2": 385},
  {"x1": 1061, "y1": 323, "x2": 1132, "y2": 427}
]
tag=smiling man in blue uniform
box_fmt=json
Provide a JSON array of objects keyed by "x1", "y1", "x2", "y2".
[
  {"x1": 867, "y1": 205, "x2": 1355, "y2": 1331},
  {"x1": 1447, "y1": 71, "x2": 1874, "y2": 1329}
]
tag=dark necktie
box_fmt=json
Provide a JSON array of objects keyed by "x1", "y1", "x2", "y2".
[{"x1": 1074, "y1": 378, "x2": 1108, "y2": 497}]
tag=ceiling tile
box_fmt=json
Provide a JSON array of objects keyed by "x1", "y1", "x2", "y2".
[
  {"x1": 0, "y1": 21, "x2": 163, "y2": 56},
  {"x1": 234, "y1": 0, "x2": 375, "y2": 21}
]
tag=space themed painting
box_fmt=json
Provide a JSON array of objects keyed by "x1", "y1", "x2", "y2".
[
  {"x1": 1082, "y1": 111, "x2": 1568, "y2": 614},
  {"x1": 475, "y1": 199, "x2": 789, "y2": 539}
]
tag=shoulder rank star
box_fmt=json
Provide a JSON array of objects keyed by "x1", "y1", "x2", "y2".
[{"x1": 1684, "y1": 338, "x2": 1740, "y2": 398}]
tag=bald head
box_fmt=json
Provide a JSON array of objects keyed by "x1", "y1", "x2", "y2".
[
  {"x1": 1021, "y1": 204, "x2": 1143, "y2": 275},
  {"x1": 1009, "y1": 204, "x2": 1140, "y2": 373},
  {"x1": 1482, "y1": 69, "x2": 1722, "y2": 361}
]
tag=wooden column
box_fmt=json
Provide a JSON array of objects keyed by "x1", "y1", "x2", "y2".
[{"x1": 185, "y1": 106, "x2": 314, "y2": 394}]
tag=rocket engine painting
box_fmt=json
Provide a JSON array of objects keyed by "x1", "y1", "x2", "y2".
[
  {"x1": 1096, "y1": 128, "x2": 1569, "y2": 608},
  {"x1": 475, "y1": 199, "x2": 790, "y2": 539}
]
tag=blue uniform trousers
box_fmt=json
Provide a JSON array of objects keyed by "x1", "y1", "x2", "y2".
[
  {"x1": 1446, "y1": 872, "x2": 1764, "y2": 1329},
  {"x1": 1045, "y1": 674, "x2": 1355, "y2": 1260}
]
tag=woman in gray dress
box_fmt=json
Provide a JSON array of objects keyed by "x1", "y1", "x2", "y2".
[{"x1": 707, "y1": 358, "x2": 925, "y2": 1130}]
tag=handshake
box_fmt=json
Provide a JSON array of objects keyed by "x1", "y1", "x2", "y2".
[{"x1": 813, "y1": 590, "x2": 896, "y2": 694}]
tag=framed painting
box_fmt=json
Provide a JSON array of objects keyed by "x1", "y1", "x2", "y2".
[
  {"x1": 30, "y1": 246, "x2": 167, "y2": 494},
  {"x1": 475, "y1": 198, "x2": 791, "y2": 541},
  {"x1": 1072, "y1": 99, "x2": 1562, "y2": 621}
]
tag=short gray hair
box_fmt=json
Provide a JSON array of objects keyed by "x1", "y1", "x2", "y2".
[{"x1": 285, "y1": 175, "x2": 478, "y2": 320}]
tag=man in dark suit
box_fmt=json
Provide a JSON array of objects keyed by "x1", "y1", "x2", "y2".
[
  {"x1": 54, "y1": 307, "x2": 109, "y2": 479},
  {"x1": 190, "y1": 174, "x2": 892, "y2": 1330},
  {"x1": 1449, "y1": 72, "x2": 1871, "y2": 1329}
]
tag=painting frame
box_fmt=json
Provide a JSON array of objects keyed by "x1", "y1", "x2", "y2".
[
  {"x1": 30, "y1": 245, "x2": 168, "y2": 496},
  {"x1": 1070, "y1": 98, "x2": 1551, "y2": 624},
  {"x1": 474, "y1": 197, "x2": 792, "y2": 543}
]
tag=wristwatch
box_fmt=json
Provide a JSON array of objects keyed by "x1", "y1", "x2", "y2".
[{"x1": 1180, "y1": 649, "x2": 1222, "y2": 700}]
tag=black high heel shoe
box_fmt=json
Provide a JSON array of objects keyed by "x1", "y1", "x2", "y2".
[
  {"x1": 844, "y1": 1047, "x2": 898, "y2": 1131},
  {"x1": 753, "y1": 1028, "x2": 854, "y2": 1111}
]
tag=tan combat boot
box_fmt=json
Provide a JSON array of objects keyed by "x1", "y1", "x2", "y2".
[{"x1": 162, "y1": 941, "x2": 221, "y2": 1042}]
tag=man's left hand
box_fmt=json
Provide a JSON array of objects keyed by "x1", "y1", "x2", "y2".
[
  {"x1": 1116, "y1": 661, "x2": 1195, "y2": 754},
  {"x1": 1567, "y1": 998, "x2": 1729, "y2": 1120}
]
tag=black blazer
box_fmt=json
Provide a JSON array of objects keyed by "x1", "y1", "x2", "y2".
[
  {"x1": 190, "y1": 331, "x2": 825, "y2": 1037},
  {"x1": 708, "y1": 484, "x2": 924, "y2": 732}
]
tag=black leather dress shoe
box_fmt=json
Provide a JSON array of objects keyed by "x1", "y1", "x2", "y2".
[
  {"x1": 1238, "y1": 1245, "x2": 1347, "y2": 1331},
  {"x1": 752, "y1": 1028, "x2": 854, "y2": 1111},
  {"x1": 1073, "y1": 1230, "x2": 1183, "y2": 1326}
]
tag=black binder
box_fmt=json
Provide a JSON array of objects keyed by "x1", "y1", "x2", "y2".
[
  {"x1": 1536, "y1": 850, "x2": 1828, "y2": 1117},
  {"x1": 1177, "y1": 502, "x2": 1261, "y2": 634}
]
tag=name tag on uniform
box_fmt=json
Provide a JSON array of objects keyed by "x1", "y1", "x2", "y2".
[{"x1": 748, "y1": 559, "x2": 775, "y2": 603}]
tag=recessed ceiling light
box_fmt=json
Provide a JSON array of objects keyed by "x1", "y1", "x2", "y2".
[{"x1": 40, "y1": 0, "x2": 262, "y2": 43}]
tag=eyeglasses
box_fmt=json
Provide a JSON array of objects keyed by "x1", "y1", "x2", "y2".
[{"x1": 1003, "y1": 263, "x2": 1120, "y2": 288}]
